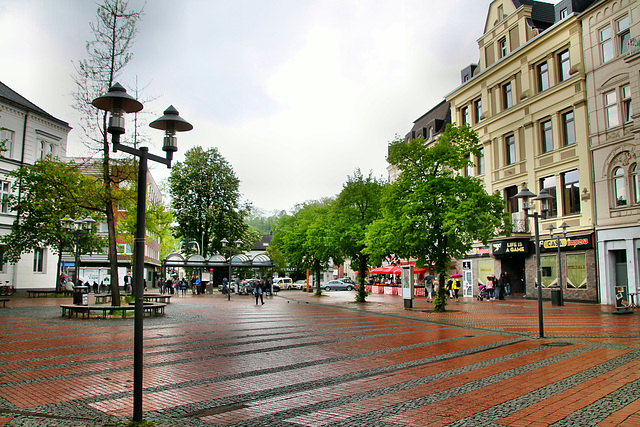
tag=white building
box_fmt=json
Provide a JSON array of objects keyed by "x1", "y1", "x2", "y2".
[{"x1": 0, "y1": 81, "x2": 71, "y2": 290}]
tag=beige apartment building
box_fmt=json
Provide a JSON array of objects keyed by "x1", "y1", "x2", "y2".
[
  {"x1": 445, "y1": 0, "x2": 600, "y2": 302},
  {"x1": 581, "y1": 0, "x2": 639, "y2": 306}
]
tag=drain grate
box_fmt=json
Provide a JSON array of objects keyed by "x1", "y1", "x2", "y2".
[{"x1": 542, "y1": 341, "x2": 573, "y2": 347}]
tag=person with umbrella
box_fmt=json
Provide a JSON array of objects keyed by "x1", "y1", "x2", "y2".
[
  {"x1": 451, "y1": 274, "x2": 462, "y2": 301},
  {"x1": 424, "y1": 275, "x2": 435, "y2": 302}
]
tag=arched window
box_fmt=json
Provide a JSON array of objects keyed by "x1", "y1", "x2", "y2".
[
  {"x1": 613, "y1": 167, "x2": 627, "y2": 206},
  {"x1": 631, "y1": 164, "x2": 639, "y2": 205}
]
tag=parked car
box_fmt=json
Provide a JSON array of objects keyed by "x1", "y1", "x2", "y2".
[
  {"x1": 293, "y1": 280, "x2": 307, "y2": 290},
  {"x1": 337, "y1": 277, "x2": 356, "y2": 285},
  {"x1": 273, "y1": 277, "x2": 293, "y2": 290},
  {"x1": 320, "y1": 280, "x2": 355, "y2": 291}
]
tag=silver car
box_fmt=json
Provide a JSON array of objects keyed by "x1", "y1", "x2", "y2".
[{"x1": 320, "y1": 280, "x2": 355, "y2": 291}]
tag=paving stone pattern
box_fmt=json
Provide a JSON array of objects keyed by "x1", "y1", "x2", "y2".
[{"x1": 1, "y1": 292, "x2": 640, "y2": 426}]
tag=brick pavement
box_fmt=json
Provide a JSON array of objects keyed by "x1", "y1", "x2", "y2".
[{"x1": 0, "y1": 291, "x2": 639, "y2": 426}]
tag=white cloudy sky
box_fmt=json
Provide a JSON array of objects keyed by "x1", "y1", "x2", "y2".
[{"x1": 0, "y1": 0, "x2": 556, "y2": 213}]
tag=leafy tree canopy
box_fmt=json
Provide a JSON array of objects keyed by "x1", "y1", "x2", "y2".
[
  {"x1": 365, "y1": 124, "x2": 510, "y2": 311},
  {"x1": 0, "y1": 159, "x2": 106, "y2": 267},
  {"x1": 331, "y1": 169, "x2": 385, "y2": 302},
  {"x1": 168, "y1": 146, "x2": 251, "y2": 256}
]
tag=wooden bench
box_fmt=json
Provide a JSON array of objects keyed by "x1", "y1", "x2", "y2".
[
  {"x1": 94, "y1": 294, "x2": 112, "y2": 304},
  {"x1": 27, "y1": 290, "x2": 56, "y2": 298},
  {"x1": 0, "y1": 298, "x2": 9, "y2": 308},
  {"x1": 143, "y1": 294, "x2": 172, "y2": 303},
  {"x1": 60, "y1": 303, "x2": 166, "y2": 319}
]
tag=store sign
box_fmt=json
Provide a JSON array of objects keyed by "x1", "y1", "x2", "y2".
[
  {"x1": 492, "y1": 239, "x2": 528, "y2": 255},
  {"x1": 541, "y1": 234, "x2": 593, "y2": 252},
  {"x1": 466, "y1": 246, "x2": 492, "y2": 258}
]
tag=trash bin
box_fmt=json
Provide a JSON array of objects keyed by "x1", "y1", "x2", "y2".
[
  {"x1": 551, "y1": 288, "x2": 563, "y2": 306},
  {"x1": 73, "y1": 291, "x2": 84, "y2": 305},
  {"x1": 206, "y1": 284, "x2": 213, "y2": 294}
]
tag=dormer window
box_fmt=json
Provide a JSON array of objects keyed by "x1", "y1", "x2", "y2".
[{"x1": 498, "y1": 5, "x2": 504, "y2": 21}]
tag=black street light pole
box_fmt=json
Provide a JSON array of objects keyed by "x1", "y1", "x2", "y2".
[
  {"x1": 515, "y1": 185, "x2": 553, "y2": 338},
  {"x1": 61, "y1": 216, "x2": 96, "y2": 286},
  {"x1": 92, "y1": 83, "x2": 192, "y2": 422},
  {"x1": 546, "y1": 222, "x2": 569, "y2": 306}
]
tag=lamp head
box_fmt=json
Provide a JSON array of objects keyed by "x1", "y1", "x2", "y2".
[
  {"x1": 149, "y1": 105, "x2": 193, "y2": 160},
  {"x1": 60, "y1": 215, "x2": 73, "y2": 230},
  {"x1": 514, "y1": 185, "x2": 536, "y2": 212},
  {"x1": 235, "y1": 239, "x2": 243, "y2": 248},
  {"x1": 91, "y1": 83, "x2": 143, "y2": 135},
  {"x1": 546, "y1": 223, "x2": 556, "y2": 237},
  {"x1": 220, "y1": 238, "x2": 228, "y2": 248},
  {"x1": 559, "y1": 221, "x2": 569, "y2": 236}
]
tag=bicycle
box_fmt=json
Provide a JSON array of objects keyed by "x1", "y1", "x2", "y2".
[{"x1": 0, "y1": 280, "x2": 16, "y2": 296}]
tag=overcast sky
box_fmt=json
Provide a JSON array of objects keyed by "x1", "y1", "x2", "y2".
[{"x1": 0, "y1": 0, "x2": 556, "y2": 214}]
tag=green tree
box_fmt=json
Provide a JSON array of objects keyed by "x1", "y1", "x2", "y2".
[
  {"x1": 168, "y1": 146, "x2": 252, "y2": 256},
  {"x1": 72, "y1": 0, "x2": 144, "y2": 304},
  {"x1": 366, "y1": 124, "x2": 510, "y2": 312},
  {"x1": 0, "y1": 159, "x2": 106, "y2": 288},
  {"x1": 331, "y1": 169, "x2": 385, "y2": 302},
  {"x1": 272, "y1": 199, "x2": 339, "y2": 295}
]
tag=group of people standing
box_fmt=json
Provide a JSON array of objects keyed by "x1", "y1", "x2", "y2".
[
  {"x1": 482, "y1": 271, "x2": 511, "y2": 300},
  {"x1": 160, "y1": 276, "x2": 202, "y2": 296},
  {"x1": 422, "y1": 271, "x2": 512, "y2": 302}
]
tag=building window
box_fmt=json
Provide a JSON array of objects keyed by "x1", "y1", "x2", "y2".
[
  {"x1": 461, "y1": 106, "x2": 469, "y2": 126},
  {"x1": 464, "y1": 155, "x2": 471, "y2": 177},
  {"x1": 503, "y1": 82, "x2": 513, "y2": 110},
  {"x1": 474, "y1": 98, "x2": 482, "y2": 123},
  {"x1": 37, "y1": 141, "x2": 45, "y2": 160},
  {"x1": 617, "y1": 15, "x2": 630, "y2": 55},
  {"x1": 0, "y1": 129, "x2": 15, "y2": 159},
  {"x1": 499, "y1": 38, "x2": 507, "y2": 58},
  {"x1": 505, "y1": 134, "x2": 516, "y2": 165},
  {"x1": 33, "y1": 248, "x2": 45, "y2": 273},
  {"x1": 562, "y1": 169, "x2": 580, "y2": 214},
  {"x1": 566, "y1": 253, "x2": 587, "y2": 288},
  {"x1": 600, "y1": 26, "x2": 613, "y2": 63},
  {"x1": 613, "y1": 167, "x2": 627, "y2": 206},
  {"x1": 505, "y1": 185, "x2": 519, "y2": 213},
  {"x1": 0, "y1": 246, "x2": 6, "y2": 274},
  {"x1": 605, "y1": 90, "x2": 619, "y2": 128},
  {"x1": 632, "y1": 164, "x2": 639, "y2": 205},
  {"x1": 622, "y1": 85, "x2": 633, "y2": 123},
  {"x1": 562, "y1": 111, "x2": 575, "y2": 146},
  {"x1": 560, "y1": 8, "x2": 568, "y2": 20},
  {"x1": 541, "y1": 119, "x2": 553, "y2": 153},
  {"x1": 477, "y1": 147, "x2": 485, "y2": 175},
  {"x1": 540, "y1": 175, "x2": 557, "y2": 217},
  {"x1": 0, "y1": 181, "x2": 10, "y2": 214},
  {"x1": 558, "y1": 50, "x2": 571, "y2": 82},
  {"x1": 538, "y1": 62, "x2": 549, "y2": 92},
  {"x1": 498, "y1": 5, "x2": 504, "y2": 21}
]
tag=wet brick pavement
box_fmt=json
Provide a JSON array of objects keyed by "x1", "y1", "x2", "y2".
[{"x1": 1, "y1": 291, "x2": 640, "y2": 426}]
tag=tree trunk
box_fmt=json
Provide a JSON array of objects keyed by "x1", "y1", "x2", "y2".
[{"x1": 356, "y1": 255, "x2": 367, "y2": 303}]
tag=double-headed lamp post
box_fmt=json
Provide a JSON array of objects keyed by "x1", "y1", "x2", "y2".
[
  {"x1": 221, "y1": 238, "x2": 243, "y2": 290},
  {"x1": 92, "y1": 83, "x2": 193, "y2": 422},
  {"x1": 60, "y1": 215, "x2": 96, "y2": 287},
  {"x1": 546, "y1": 222, "x2": 569, "y2": 306},
  {"x1": 514, "y1": 185, "x2": 554, "y2": 338}
]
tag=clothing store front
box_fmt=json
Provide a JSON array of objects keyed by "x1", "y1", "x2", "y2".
[{"x1": 491, "y1": 238, "x2": 528, "y2": 295}]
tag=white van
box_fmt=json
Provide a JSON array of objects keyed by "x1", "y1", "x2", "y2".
[{"x1": 272, "y1": 277, "x2": 293, "y2": 290}]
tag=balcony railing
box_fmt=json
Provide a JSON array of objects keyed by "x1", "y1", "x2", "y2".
[{"x1": 511, "y1": 211, "x2": 529, "y2": 233}]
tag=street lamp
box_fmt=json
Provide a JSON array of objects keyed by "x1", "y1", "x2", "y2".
[
  {"x1": 60, "y1": 215, "x2": 96, "y2": 287},
  {"x1": 221, "y1": 238, "x2": 243, "y2": 293},
  {"x1": 546, "y1": 221, "x2": 569, "y2": 306},
  {"x1": 92, "y1": 83, "x2": 192, "y2": 422},
  {"x1": 514, "y1": 185, "x2": 554, "y2": 338}
]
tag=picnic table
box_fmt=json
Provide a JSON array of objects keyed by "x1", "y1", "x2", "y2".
[{"x1": 143, "y1": 293, "x2": 172, "y2": 303}]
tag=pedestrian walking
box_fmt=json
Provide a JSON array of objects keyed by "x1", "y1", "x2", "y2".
[
  {"x1": 452, "y1": 278, "x2": 461, "y2": 301},
  {"x1": 255, "y1": 279, "x2": 264, "y2": 305},
  {"x1": 425, "y1": 277, "x2": 434, "y2": 302},
  {"x1": 195, "y1": 276, "x2": 201, "y2": 295}
]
